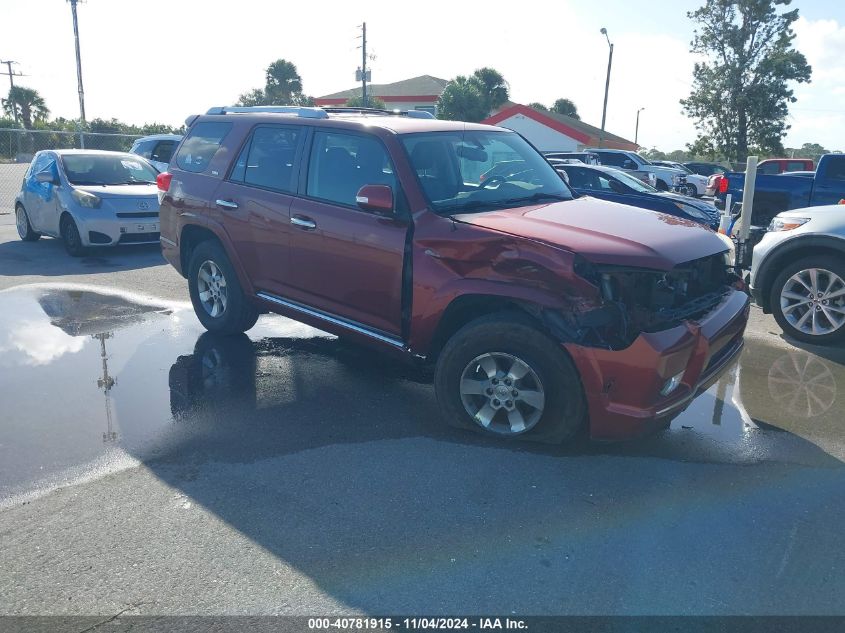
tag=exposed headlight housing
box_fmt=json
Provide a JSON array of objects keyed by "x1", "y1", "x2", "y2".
[
  {"x1": 716, "y1": 232, "x2": 736, "y2": 267},
  {"x1": 72, "y1": 189, "x2": 102, "y2": 209},
  {"x1": 769, "y1": 216, "x2": 809, "y2": 232}
]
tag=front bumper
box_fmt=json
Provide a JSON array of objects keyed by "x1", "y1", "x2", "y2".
[
  {"x1": 565, "y1": 288, "x2": 750, "y2": 440},
  {"x1": 76, "y1": 212, "x2": 160, "y2": 247}
]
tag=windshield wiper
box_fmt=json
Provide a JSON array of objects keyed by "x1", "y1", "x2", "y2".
[
  {"x1": 440, "y1": 192, "x2": 571, "y2": 214},
  {"x1": 496, "y1": 192, "x2": 571, "y2": 205},
  {"x1": 118, "y1": 180, "x2": 156, "y2": 185}
]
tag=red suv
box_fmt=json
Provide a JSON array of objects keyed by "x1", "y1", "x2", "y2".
[{"x1": 158, "y1": 106, "x2": 749, "y2": 443}]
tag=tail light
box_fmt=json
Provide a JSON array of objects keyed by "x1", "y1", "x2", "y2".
[
  {"x1": 157, "y1": 172, "x2": 172, "y2": 204},
  {"x1": 717, "y1": 175, "x2": 728, "y2": 194}
]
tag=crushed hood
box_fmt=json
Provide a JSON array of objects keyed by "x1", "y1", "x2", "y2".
[{"x1": 452, "y1": 196, "x2": 727, "y2": 270}]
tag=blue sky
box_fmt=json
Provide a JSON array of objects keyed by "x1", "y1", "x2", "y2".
[{"x1": 2, "y1": 0, "x2": 843, "y2": 151}]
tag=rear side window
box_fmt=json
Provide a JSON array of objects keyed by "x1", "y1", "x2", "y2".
[
  {"x1": 230, "y1": 125, "x2": 302, "y2": 192},
  {"x1": 152, "y1": 140, "x2": 177, "y2": 164},
  {"x1": 175, "y1": 122, "x2": 232, "y2": 173},
  {"x1": 132, "y1": 140, "x2": 155, "y2": 159},
  {"x1": 306, "y1": 131, "x2": 396, "y2": 207},
  {"x1": 758, "y1": 162, "x2": 780, "y2": 175},
  {"x1": 825, "y1": 158, "x2": 845, "y2": 181}
]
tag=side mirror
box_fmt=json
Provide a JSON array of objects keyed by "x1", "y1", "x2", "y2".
[
  {"x1": 356, "y1": 184, "x2": 394, "y2": 214},
  {"x1": 35, "y1": 171, "x2": 58, "y2": 185}
]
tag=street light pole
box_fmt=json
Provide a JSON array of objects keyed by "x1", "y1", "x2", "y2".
[
  {"x1": 635, "y1": 107, "x2": 645, "y2": 146},
  {"x1": 68, "y1": 0, "x2": 86, "y2": 123},
  {"x1": 599, "y1": 27, "x2": 613, "y2": 149}
]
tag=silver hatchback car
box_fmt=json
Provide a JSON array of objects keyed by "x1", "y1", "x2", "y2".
[{"x1": 14, "y1": 150, "x2": 161, "y2": 256}]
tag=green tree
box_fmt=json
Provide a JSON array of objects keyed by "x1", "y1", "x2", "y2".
[
  {"x1": 236, "y1": 59, "x2": 311, "y2": 106},
  {"x1": 643, "y1": 148, "x2": 668, "y2": 161},
  {"x1": 528, "y1": 102, "x2": 549, "y2": 112},
  {"x1": 437, "y1": 76, "x2": 490, "y2": 122},
  {"x1": 2, "y1": 86, "x2": 50, "y2": 129},
  {"x1": 681, "y1": 0, "x2": 812, "y2": 162},
  {"x1": 472, "y1": 67, "x2": 509, "y2": 111},
  {"x1": 550, "y1": 98, "x2": 580, "y2": 120},
  {"x1": 345, "y1": 95, "x2": 387, "y2": 109}
]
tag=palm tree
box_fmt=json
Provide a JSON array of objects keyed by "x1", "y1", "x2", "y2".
[
  {"x1": 437, "y1": 76, "x2": 489, "y2": 122},
  {"x1": 2, "y1": 86, "x2": 50, "y2": 129},
  {"x1": 472, "y1": 67, "x2": 509, "y2": 112}
]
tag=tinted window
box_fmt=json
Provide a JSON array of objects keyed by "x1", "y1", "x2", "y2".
[
  {"x1": 175, "y1": 122, "x2": 232, "y2": 173},
  {"x1": 758, "y1": 162, "x2": 780, "y2": 175},
  {"x1": 787, "y1": 161, "x2": 809, "y2": 172},
  {"x1": 230, "y1": 125, "x2": 302, "y2": 192},
  {"x1": 825, "y1": 157, "x2": 845, "y2": 180},
  {"x1": 597, "y1": 152, "x2": 624, "y2": 167},
  {"x1": 306, "y1": 132, "x2": 396, "y2": 207},
  {"x1": 152, "y1": 140, "x2": 177, "y2": 164}
]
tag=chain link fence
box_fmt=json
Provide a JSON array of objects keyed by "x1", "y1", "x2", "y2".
[{"x1": 0, "y1": 128, "x2": 143, "y2": 215}]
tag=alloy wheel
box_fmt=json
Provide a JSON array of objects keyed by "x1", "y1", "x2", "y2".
[
  {"x1": 15, "y1": 208, "x2": 28, "y2": 239},
  {"x1": 197, "y1": 260, "x2": 229, "y2": 318},
  {"x1": 780, "y1": 267, "x2": 845, "y2": 336},
  {"x1": 459, "y1": 352, "x2": 545, "y2": 436}
]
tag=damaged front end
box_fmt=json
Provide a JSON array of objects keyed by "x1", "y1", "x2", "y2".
[{"x1": 560, "y1": 252, "x2": 742, "y2": 350}]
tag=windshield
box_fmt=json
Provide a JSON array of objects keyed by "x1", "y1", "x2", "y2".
[
  {"x1": 605, "y1": 168, "x2": 658, "y2": 193},
  {"x1": 61, "y1": 154, "x2": 158, "y2": 186},
  {"x1": 400, "y1": 130, "x2": 573, "y2": 214}
]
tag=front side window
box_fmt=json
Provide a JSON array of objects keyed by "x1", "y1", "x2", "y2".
[
  {"x1": 174, "y1": 122, "x2": 232, "y2": 174},
  {"x1": 401, "y1": 130, "x2": 572, "y2": 214},
  {"x1": 306, "y1": 131, "x2": 396, "y2": 207},
  {"x1": 230, "y1": 125, "x2": 302, "y2": 192},
  {"x1": 61, "y1": 154, "x2": 158, "y2": 185},
  {"x1": 607, "y1": 169, "x2": 657, "y2": 193},
  {"x1": 132, "y1": 140, "x2": 155, "y2": 159}
]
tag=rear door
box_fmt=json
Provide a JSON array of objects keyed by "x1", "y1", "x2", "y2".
[
  {"x1": 285, "y1": 129, "x2": 408, "y2": 336},
  {"x1": 211, "y1": 124, "x2": 305, "y2": 296}
]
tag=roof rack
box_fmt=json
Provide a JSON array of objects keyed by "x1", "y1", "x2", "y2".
[
  {"x1": 205, "y1": 106, "x2": 329, "y2": 119},
  {"x1": 202, "y1": 105, "x2": 436, "y2": 120}
]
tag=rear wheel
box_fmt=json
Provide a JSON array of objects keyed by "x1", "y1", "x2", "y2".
[
  {"x1": 15, "y1": 205, "x2": 41, "y2": 241},
  {"x1": 188, "y1": 240, "x2": 259, "y2": 334},
  {"x1": 770, "y1": 255, "x2": 845, "y2": 345},
  {"x1": 434, "y1": 314, "x2": 586, "y2": 444},
  {"x1": 60, "y1": 214, "x2": 85, "y2": 257}
]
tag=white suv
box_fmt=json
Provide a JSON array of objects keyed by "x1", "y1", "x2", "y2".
[
  {"x1": 750, "y1": 204, "x2": 845, "y2": 344},
  {"x1": 129, "y1": 134, "x2": 183, "y2": 172}
]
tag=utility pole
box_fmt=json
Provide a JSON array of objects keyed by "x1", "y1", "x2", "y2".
[
  {"x1": 361, "y1": 22, "x2": 368, "y2": 107},
  {"x1": 0, "y1": 60, "x2": 23, "y2": 125},
  {"x1": 599, "y1": 27, "x2": 614, "y2": 149},
  {"x1": 68, "y1": 0, "x2": 86, "y2": 123},
  {"x1": 634, "y1": 107, "x2": 645, "y2": 146}
]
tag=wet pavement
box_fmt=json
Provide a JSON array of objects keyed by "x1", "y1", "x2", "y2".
[
  {"x1": 1, "y1": 284, "x2": 844, "y2": 615},
  {"x1": 1, "y1": 284, "x2": 843, "y2": 505}
]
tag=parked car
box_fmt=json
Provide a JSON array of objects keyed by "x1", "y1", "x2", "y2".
[
  {"x1": 14, "y1": 149, "x2": 160, "y2": 256},
  {"x1": 705, "y1": 174, "x2": 724, "y2": 197},
  {"x1": 757, "y1": 158, "x2": 815, "y2": 175},
  {"x1": 716, "y1": 154, "x2": 845, "y2": 228},
  {"x1": 684, "y1": 162, "x2": 728, "y2": 177},
  {"x1": 651, "y1": 160, "x2": 709, "y2": 197},
  {"x1": 157, "y1": 105, "x2": 748, "y2": 443},
  {"x1": 750, "y1": 204, "x2": 845, "y2": 344},
  {"x1": 542, "y1": 151, "x2": 601, "y2": 166},
  {"x1": 129, "y1": 133, "x2": 183, "y2": 172},
  {"x1": 585, "y1": 149, "x2": 687, "y2": 192},
  {"x1": 553, "y1": 163, "x2": 720, "y2": 229}
]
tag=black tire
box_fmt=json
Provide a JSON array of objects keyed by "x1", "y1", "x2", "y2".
[
  {"x1": 655, "y1": 179, "x2": 669, "y2": 191},
  {"x1": 434, "y1": 313, "x2": 587, "y2": 444},
  {"x1": 15, "y1": 204, "x2": 41, "y2": 241},
  {"x1": 188, "y1": 239, "x2": 259, "y2": 334},
  {"x1": 770, "y1": 255, "x2": 845, "y2": 345},
  {"x1": 60, "y1": 214, "x2": 85, "y2": 257}
]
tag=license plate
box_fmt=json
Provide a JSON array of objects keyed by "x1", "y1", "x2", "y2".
[{"x1": 129, "y1": 223, "x2": 159, "y2": 233}]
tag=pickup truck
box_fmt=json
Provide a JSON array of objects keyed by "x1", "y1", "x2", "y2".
[
  {"x1": 757, "y1": 158, "x2": 815, "y2": 174},
  {"x1": 586, "y1": 149, "x2": 687, "y2": 192},
  {"x1": 716, "y1": 154, "x2": 845, "y2": 227}
]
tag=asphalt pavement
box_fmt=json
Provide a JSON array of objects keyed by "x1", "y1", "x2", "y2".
[{"x1": 0, "y1": 212, "x2": 843, "y2": 617}]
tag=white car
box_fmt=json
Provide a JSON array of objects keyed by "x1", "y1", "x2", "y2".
[
  {"x1": 129, "y1": 133, "x2": 183, "y2": 172},
  {"x1": 14, "y1": 150, "x2": 160, "y2": 256},
  {"x1": 651, "y1": 160, "x2": 709, "y2": 197}
]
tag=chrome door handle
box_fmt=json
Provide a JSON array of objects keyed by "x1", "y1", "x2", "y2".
[
  {"x1": 290, "y1": 216, "x2": 317, "y2": 230},
  {"x1": 216, "y1": 199, "x2": 239, "y2": 210}
]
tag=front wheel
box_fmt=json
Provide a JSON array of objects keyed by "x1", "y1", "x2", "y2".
[
  {"x1": 60, "y1": 214, "x2": 85, "y2": 257},
  {"x1": 770, "y1": 255, "x2": 845, "y2": 345},
  {"x1": 684, "y1": 184, "x2": 698, "y2": 197},
  {"x1": 188, "y1": 240, "x2": 259, "y2": 334},
  {"x1": 15, "y1": 205, "x2": 41, "y2": 242},
  {"x1": 434, "y1": 314, "x2": 586, "y2": 444}
]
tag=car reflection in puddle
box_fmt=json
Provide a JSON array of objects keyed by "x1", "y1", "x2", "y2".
[{"x1": 0, "y1": 285, "x2": 842, "y2": 503}]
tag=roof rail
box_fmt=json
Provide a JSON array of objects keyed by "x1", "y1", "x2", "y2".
[
  {"x1": 205, "y1": 106, "x2": 329, "y2": 119},
  {"x1": 321, "y1": 107, "x2": 435, "y2": 119}
]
